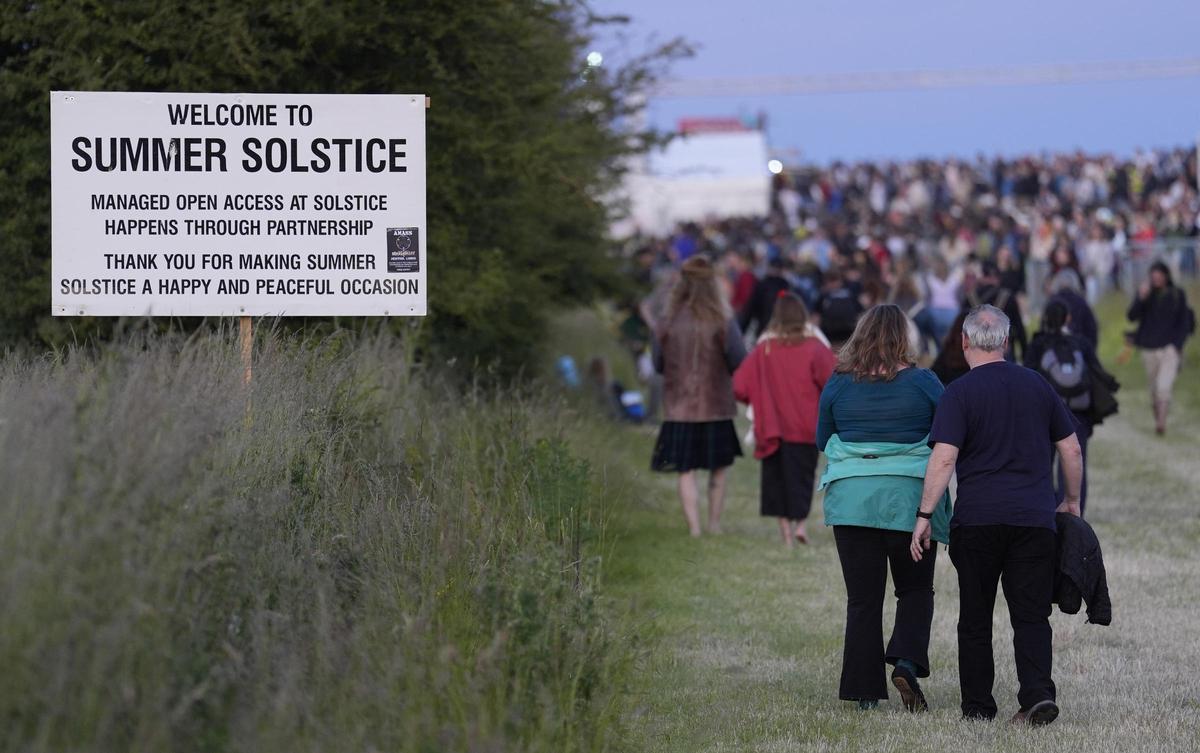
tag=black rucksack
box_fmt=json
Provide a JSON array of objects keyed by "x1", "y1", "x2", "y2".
[
  {"x1": 820, "y1": 290, "x2": 861, "y2": 339},
  {"x1": 1039, "y1": 344, "x2": 1091, "y2": 411}
]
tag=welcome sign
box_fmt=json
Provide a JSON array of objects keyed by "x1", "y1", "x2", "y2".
[{"x1": 50, "y1": 91, "x2": 427, "y2": 317}]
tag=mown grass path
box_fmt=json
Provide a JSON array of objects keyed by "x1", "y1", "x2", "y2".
[{"x1": 599, "y1": 292, "x2": 1200, "y2": 752}]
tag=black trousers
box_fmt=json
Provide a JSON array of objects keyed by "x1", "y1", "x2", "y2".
[
  {"x1": 833, "y1": 525, "x2": 938, "y2": 701},
  {"x1": 949, "y1": 525, "x2": 1057, "y2": 719}
]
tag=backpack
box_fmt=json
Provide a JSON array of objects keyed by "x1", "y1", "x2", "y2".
[
  {"x1": 1039, "y1": 344, "x2": 1091, "y2": 411},
  {"x1": 819, "y1": 290, "x2": 861, "y2": 339}
]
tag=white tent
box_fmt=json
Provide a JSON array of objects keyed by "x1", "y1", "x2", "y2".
[{"x1": 612, "y1": 130, "x2": 772, "y2": 238}]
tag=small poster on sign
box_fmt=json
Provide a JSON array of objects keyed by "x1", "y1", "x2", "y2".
[{"x1": 387, "y1": 227, "x2": 420, "y2": 273}]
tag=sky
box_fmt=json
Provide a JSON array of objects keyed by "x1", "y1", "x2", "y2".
[{"x1": 589, "y1": 0, "x2": 1200, "y2": 164}]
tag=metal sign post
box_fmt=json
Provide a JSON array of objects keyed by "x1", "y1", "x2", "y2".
[{"x1": 239, "y1": 315, "x2": 253, "y2": 386}]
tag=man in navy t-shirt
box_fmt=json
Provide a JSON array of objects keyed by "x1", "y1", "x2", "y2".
[{"x1": 909, "y1": 304, "x2": 1083, "y2": 727}]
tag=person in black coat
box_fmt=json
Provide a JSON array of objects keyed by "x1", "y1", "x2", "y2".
[
  {"x1": 812, "y1": 267, "x2": 865, "y2": 350},
  {"x1": 739, "y1": 258, "x2": 792, "y2": 339},
  {"x1": 967, "y1": 261, "x2": 1026, "y2": 362},
  {"x1": 931, "y1": 310, "x2": 971, "y2": 386},
  {"x1": 1024, "y1": 300, "x2": 1119, "y2": 516},
  {"x1": 1047, "y1": 269, "x2": 1099, "y2": 351},
  {"x1": 1127, "y1": 261, "x2": 1194, "y2": 435}
]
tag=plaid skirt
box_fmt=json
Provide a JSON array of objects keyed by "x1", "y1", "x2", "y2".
[{"x1": 650, "y1": 420, "x2": 742, "y2": 473}]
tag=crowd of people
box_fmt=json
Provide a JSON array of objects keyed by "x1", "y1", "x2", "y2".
[
  {"x1": 620, "y1": 146, "x2": 1198, "y2": 436},
  {"x1": 627, "y1": 146, "x2": 1199, "y2": 313},
  {"x1": 603, "y1": 146, "x2": 1197, "y2": 724}
]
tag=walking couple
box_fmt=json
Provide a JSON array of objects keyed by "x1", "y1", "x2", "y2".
[
  {"x1": 820, "y1": 303, "x2": 1083, "y2": 725},
  {"x1": 645, "y1": 258, "x2": 1084, "y2": 723}
]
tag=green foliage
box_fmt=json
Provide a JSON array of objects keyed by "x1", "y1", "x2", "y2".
[
  {"x1": 0, "y1": 1, "x2": 684, "y2": 375},
  {"x1": 0, "y1": 330, "x2": 635, "y2": 752}
]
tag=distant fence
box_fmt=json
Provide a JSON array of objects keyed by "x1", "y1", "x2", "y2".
[{"x1": 1118, "y1": 238, "x2": 1198, "y2": 295}]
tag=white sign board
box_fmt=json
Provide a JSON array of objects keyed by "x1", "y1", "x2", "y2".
[{"x1": 50, "y1": 91, "x2": 427, "y2": 316}]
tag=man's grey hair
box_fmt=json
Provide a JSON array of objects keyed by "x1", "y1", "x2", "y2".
[{"x1": 963, "y1": 304, "x2": 1010, "y2": 352}]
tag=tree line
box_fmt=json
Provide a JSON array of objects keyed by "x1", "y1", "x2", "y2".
[{"x1": 0, "y1": 0, "x2": 683, "y2": 374}]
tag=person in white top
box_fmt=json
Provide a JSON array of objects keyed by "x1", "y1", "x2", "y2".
[
  {"x1": 1027, "y1": 214, "x2": 1058, "y2": 315},
  {"x1": 916, "y1": 257, "x2": 963, "y2": 352},
  {"x1": 1078, "y1": 223, "x2": 1115, "y2": 304}
]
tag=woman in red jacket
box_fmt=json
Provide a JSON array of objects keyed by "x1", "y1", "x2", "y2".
[{"x1": 734, "y1": 293, "x2": 837, "y2": 546}]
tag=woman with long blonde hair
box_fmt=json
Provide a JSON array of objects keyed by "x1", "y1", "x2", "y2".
[
  {"x1": 651, "y1": 256, "x2": 747, "y2": 536},
  {"x1": 733, "y1": 293, "x2": 836, "y2": 546},
  {"x1": 815, "y1": 304, "x2": 952, "y2": 713}
]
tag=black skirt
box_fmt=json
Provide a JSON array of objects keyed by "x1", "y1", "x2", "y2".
[
  {"x1": 760, "y1": 442, "x2": 818, "y2": 520},
  {"x1": 650, "y1": 420, "x2": 742, "y2": 473}
]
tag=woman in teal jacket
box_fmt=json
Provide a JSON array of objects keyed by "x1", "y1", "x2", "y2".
[{"x1": 816, "y1": 304, "x2": 952, "y2": 713}]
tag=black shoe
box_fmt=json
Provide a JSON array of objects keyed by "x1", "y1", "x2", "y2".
[
  {"x1": 1010, "y1": 699, "x2": 1059, "y2": 727},
  {"x1": 891, "y1": 664, "x2": 929, "y2": 713}
]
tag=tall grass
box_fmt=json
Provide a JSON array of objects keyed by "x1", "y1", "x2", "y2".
[{"x1": 0, "y1": 327, "x2": 631, "y2": 753}]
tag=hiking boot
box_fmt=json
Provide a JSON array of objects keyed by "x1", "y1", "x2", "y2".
[
  {"x1": 1010, "y1": 699, "x2": 1059, "y2": 726},
  {"x1": 891, "y1": 664, "x2": 929, "y2": 713}
]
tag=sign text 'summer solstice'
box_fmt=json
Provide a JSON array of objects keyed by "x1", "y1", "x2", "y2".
[{"x1": 51, "y1": 92, "x2": 427, "y2": 316}]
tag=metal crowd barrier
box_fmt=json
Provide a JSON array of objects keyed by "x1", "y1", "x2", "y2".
[{"x1": 1117, "y1": 238, "x2": 1198, "y2": 294}]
